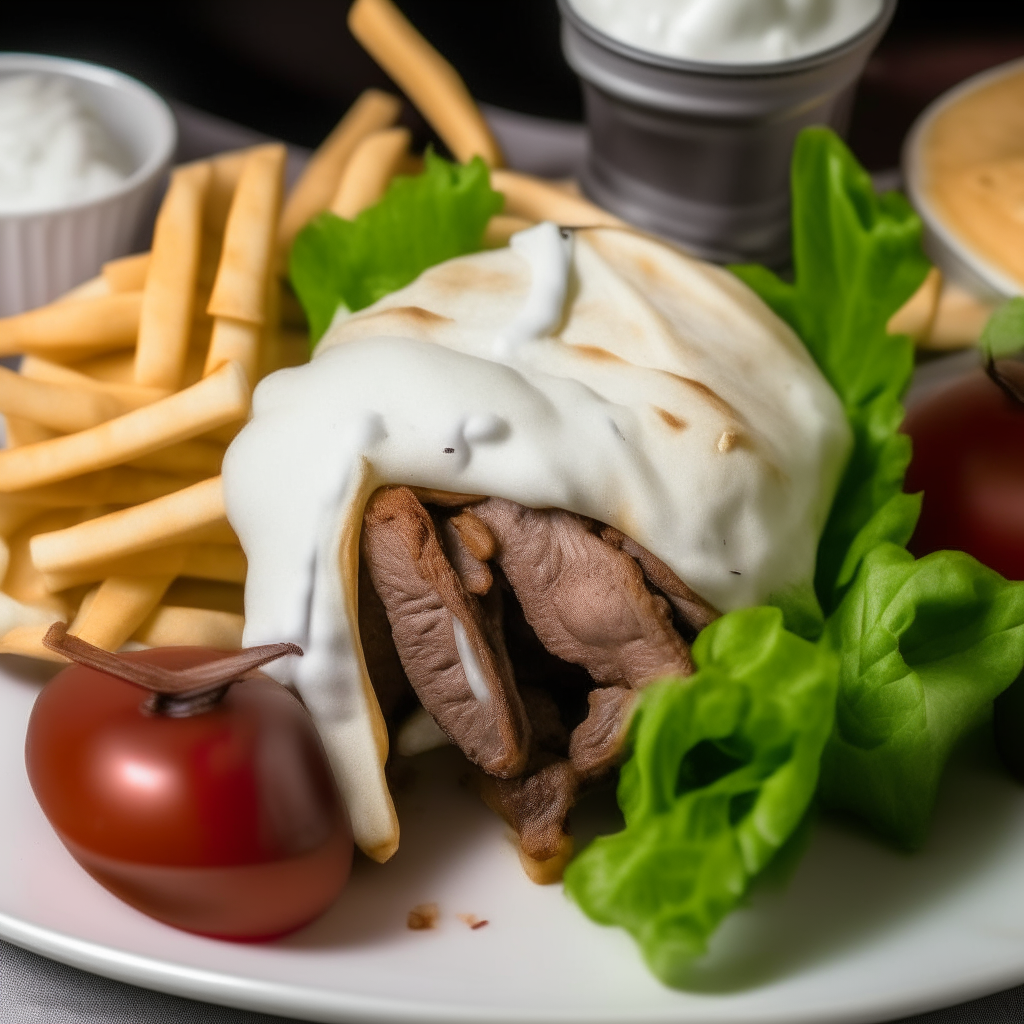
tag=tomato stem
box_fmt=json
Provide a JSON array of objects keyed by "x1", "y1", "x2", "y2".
[{"x1": 41, "y1": 622, "x2": 302, "y2": 715}]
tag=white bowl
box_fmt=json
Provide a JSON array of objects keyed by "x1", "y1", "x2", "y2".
[
  {"x1": 0, "y1": 53, "x2": 177, "y2": 316},
  {"x1": 903, "y1": 56, "x2": 1024, "y2": 302}
]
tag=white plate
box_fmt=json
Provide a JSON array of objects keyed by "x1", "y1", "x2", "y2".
[{"x1": 4, "y1": 641, "x2": 1024, "y2": 1024}]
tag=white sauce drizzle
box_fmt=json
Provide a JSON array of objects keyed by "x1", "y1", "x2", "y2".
[
  {"x1": 494, "y1": 222, "x2": 574, "y2": 358},
  {"x1": 223, "y1": 223, "x2": 851, "y2": 858},
  {"x1": 451, "y1": 616, "x2": 493, "y2": 705}
]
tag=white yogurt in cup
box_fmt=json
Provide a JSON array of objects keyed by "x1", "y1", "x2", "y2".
[
  {"x1": 0, "y1": 74, "x2": 129, "y2": 214},
  {"x1": 0, "y1": 54, "x2": 176, "y2": 316},
  {"x1": 568, "y1": 0, "x2": 884, "y2": 66}
]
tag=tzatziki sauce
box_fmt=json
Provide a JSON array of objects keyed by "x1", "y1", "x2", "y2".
[
  {"x1": 0, "y1": 74, "x2": 128, "y2": 214},
  {"x1": 568, "y1": 0, "x2": 884, "y2": 65}
]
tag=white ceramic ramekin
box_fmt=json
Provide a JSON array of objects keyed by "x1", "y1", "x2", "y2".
[
  {"x1": 0, "y1": 53, "x2": 177, "y2": 316},
  {"x1": 903, "y1": 56, "x2": 1024, "y2": 302}
]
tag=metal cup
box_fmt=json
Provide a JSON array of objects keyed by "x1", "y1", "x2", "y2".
[{"x1": 558, "y1": 0, "x2": 897, "y2": 266}]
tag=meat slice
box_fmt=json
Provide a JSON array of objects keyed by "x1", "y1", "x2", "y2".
[
  {"x1": 474, "y1": 755, "x2": 579, "y2": 862},
  {"x1": 471, "y1": 499, "x2": 694, "y2": 688},
  {"x1": 520, "y1": 684, "x2": 569, "y2": 757},
  {"x1": 439, "y1": 514, "x2": 493, "y2": 596},
  {"x1": 361, "y1": 486, "x2": 530, "y2": 778},
  {"x1": 357, "y1": 553, "x2": 415, "y2": 724},
  {"x1": 569, "y1": 687, "x2": 637, "y2": 782},
  {"x1": 600, "y1": 525, "x2": 719, "y2": 633}
]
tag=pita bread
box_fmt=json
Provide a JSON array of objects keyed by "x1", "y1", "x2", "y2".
[{"x1": 223, "y1": 225, "x2": 851, "y2": 861}]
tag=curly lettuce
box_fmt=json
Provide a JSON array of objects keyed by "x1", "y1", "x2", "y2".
[
  {"x1": 733, "y1": 127, "x2": 931, "y2": 615},
  {"x1": 289, "y1": 149, "x2": 502, "y2": 345},
  {"x1": 564, "y1": 608, "x2": 837, "y2": 985},
  {"x1": 567, "y1": 128, "x2": 1024, "y2": 979}
]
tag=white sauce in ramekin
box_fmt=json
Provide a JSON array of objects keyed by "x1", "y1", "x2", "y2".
[
  {"x1": 568, "y1": 0, "x2": 883, "y2": 65},
  {"x1": 0, "y1": 74, "x2": 128, "y2": 214},
  {"x1": 223, "y1": 224, "x2": 851, "y2": 860}
]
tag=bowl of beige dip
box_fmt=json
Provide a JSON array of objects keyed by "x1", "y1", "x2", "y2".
[{"x1": 903, "y1": 57, "x2": 1024, "y2": 301}]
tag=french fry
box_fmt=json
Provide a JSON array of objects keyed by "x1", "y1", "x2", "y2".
[
  {"x1": 889, "y1": 267, "x2": 942, "y2": 341},
  {"x1": 181, "y1": 519, "x2": 238, "y2": 546},
  {"x1": 348, "y1": 0, "x2": 504, "y2": 167},
  {"x1": 495, "y1": 170, "x2": 619, "y2": 225},
  {"x1": 69, "y1": 573, "x2": 179, "y2": 651},
  {"x1": 66, "y1": 351, "x2": 138, "y2": 385},
  {"x1": 135, "y1": 163, "x2": 212, "y2": 389},
  {"x1": 3, "y1": 468, "x2": 202, "y2": 511},
  {"x1": 0, "y1": 362, "x2": 249, "y2": 493},
  {"x1": 204, "y1": 318, "x2": 262, "y2": 386},
  {"x1": 484, "y1": 214, "x2": 536, "y2": 248},
  {"x1": 6, "y1": 510, "x2": 93, "y2": 617},
  {"x1": 4, "y1": 417, "x2": 58, "y2": 448},
  {"x1": 330, "y1": 126, "x2": 412, "y2": 220},
  {"x1": 0, "y1": 623, "x2": 66, "y2": 663},
  {"x1": 201, "y1": 418, "x2": 247, "y2": 447},
  {"x1": 279, "y1": 89, "x2": 403, "y2": 255},
  {"x1": 0, "y1": 292, "x2": 142, "y2": 360},
  {"x1": 127, "y1": 438, "x2": 226, "y2": 478},
  {"x1": 261, "y1": 327, "x2": 310, "y2": 378},
  {"x1": 30, "y1": 476, "x2": 226, "y2": 578},
  {"x1": 43, "y1": 543, "x2": 245, "y2": 592},
  {"x1": 0, "y1": 501, "x2": 43, "y2": 541},
  {"x1": 102, "y1": 252, "x2": 151, "y2": 292},
  {"x1": 0, "y1": 365, "x2": 130, "y2": 433},
  {"x1": 203, "y1": 149, "x2": 253, "y2": 247},
  {"x1": 491, "y1": 169, "x2": 623, "y2": 227},
  {"x1": 207, "y1": 144, "x2": 287, "y2": 327},
  {"x1": 923, "y1": 280, "x2": 998, "y2": 350},
  {"x1": 164, "y1": 578, "x2": 245, "y2": 615},
  {"x1": 56, "y1": 276, "x2": 111, "y2": 303},
  {"x1": 19, "y1": 356, "x2": 170, "y2": 409},
  {"x1": 133, "y1": 604, "x2": 244, "y2": 650}
]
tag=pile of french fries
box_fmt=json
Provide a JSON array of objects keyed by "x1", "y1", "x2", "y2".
[
  {"x1": 0, "y1": 0, "x2": 623, "y2": 664},
  {"x1": 0, "y1": 0, "x2": 984, "y2": 664}
]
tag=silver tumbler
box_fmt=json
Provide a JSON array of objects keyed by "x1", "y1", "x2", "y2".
[{"x1": 558, "y1": 0, "x2": 897, "y2": 266}]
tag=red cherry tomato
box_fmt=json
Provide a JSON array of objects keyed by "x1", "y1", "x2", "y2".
[
  {"x1": 25, "y1": 646, "x2": 353, "y2": 941},
  {"x1": 904, "y1": 368, "x2": 1024, "y2": 579}
]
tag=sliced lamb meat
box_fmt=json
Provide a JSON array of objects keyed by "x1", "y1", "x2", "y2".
[
  {"x1": 600, "y1": 525, "x2": 720, "y2": 633},
  {"x1": 498, "y1": 568, "x2": 593, "y2": 731},
  {"x1": 361, "y1": 486, "x2": 530, "y2": 778},
  {"x1": 439, "y1": 514, "x2": 493, "y2": 596},
  {"x1": 470, "y1": 499, "x2": 695, "y2": 688},
  {"x1": 357, "y1": 554, "x2": 416, "y2": 724},
  {"x1": 569, "y1": 686, "x2": 638, "y2": 782},
  {"x1": 473, "y1": 755, "x2": 579, "y2": 862},
  {"x1": 519, "y1": 684, "x2": 570, "y2": 757}
]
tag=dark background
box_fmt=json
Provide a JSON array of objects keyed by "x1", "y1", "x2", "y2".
[{"x1": 4, "y1": 0, "x2": 1024, "y2": 170}]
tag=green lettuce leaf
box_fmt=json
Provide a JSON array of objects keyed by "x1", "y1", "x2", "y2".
[
  {"x1": 819, "y1": 544, "x2": 1024, "y2": 849},
  {"x1": 980, "y1": 297, "x2": 1024, "y2": 360},
  {"x1": 732, "y1": 128, "x2": 931, "y2": 617},
  {"x1": 571, "y1": 127, "x2": 1024, "y2": 984},
  {"x1": 288, "y1": 150, "x2": 503, "y2": 345},
  {"x1": 564, "y1": 608, "x2": 838, "y2": 985}
]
